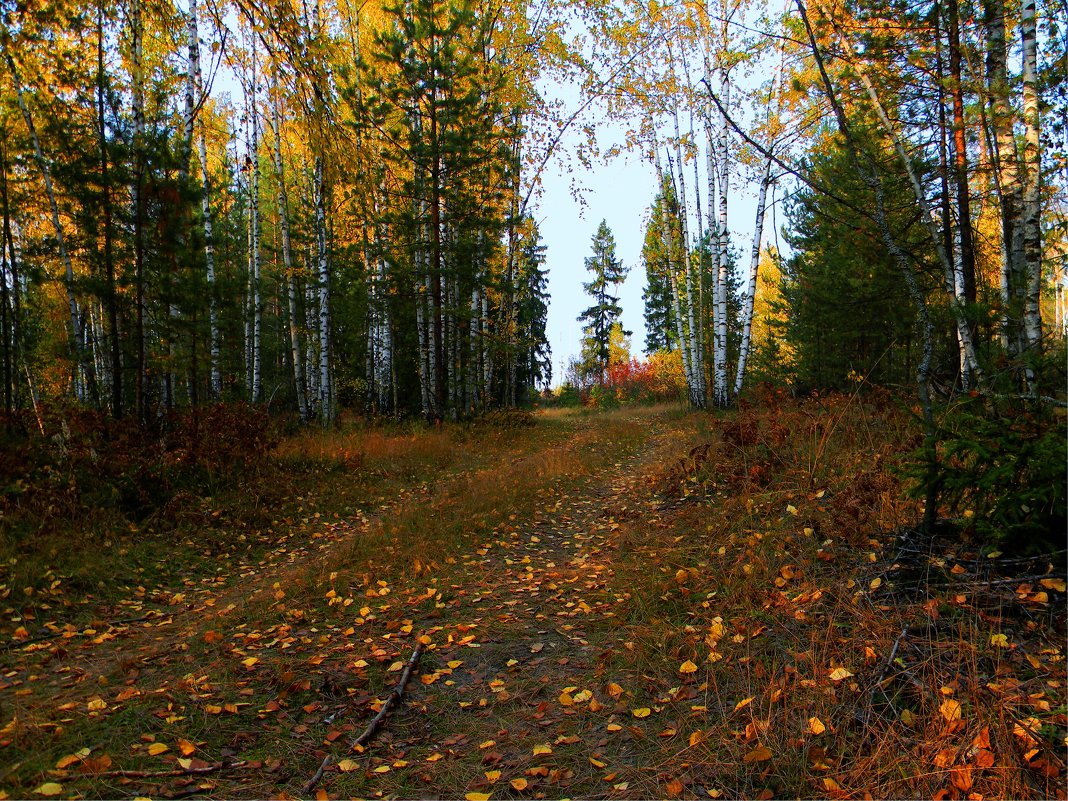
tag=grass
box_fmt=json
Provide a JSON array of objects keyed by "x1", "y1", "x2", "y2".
[{"x1": 0, "y1": 397, "x2": 1063, "y2": 799}]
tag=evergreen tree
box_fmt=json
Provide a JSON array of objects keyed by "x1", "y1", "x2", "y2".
[
  {"x1": 641, "y1": 190, "x2": 679, "y2": 355},
  {"x1": 577, "y1": 220, "x2": 628, "y2": 383}
]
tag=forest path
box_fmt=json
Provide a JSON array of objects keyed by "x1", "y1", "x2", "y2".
[{"x1": 360, "y1": 407, "x2": 700, "y2": 799}]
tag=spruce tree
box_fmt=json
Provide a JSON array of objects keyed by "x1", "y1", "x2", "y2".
[{"x1": 577, "y1": 220, "x2": 628, "y2": 384}]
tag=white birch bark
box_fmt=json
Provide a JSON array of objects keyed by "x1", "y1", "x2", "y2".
[
  {"x1": 314, "y1": 156, "x2": 332, "y2": 423},
  {"x1": 272, "y1": 68, "x2": 308, "y2": 421},
  {"x1": 188, "y1": 0, "x2": 221, "y2": 399},
  {"x1": 247, "y1": 34, "x2": 263, "y2": 404},
  {"x1": 1020, "y1": 0, "x2": 1042, "y2": 349},
  {"x1": 713, "y1": 72, "x2": 730, "y2": 408}
]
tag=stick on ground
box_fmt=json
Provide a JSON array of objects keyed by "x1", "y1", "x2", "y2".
[{"x1": 301, "y1": 637, "x2": 426, "y2": 796}]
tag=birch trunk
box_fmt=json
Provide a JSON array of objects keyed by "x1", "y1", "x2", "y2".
[
  {"x1": 314, "y1": 155, "x2": 332, "y2": 423},
  {"x1": 713, "y1": 73, "x2": 731, "y2": 408},
  {"x1": 272, "y1": 67, "x2": 308, "y2": 421},
  {"x1": 247, "y1": 37, "x2": 263, "y2": 404},
  {"x1": 189, "y1": 0, "x2": 221, "y2": 400},
  {"x1": 1019, "y1": 0, "x2": 1042, "y2": 350},
  {"x1": 733, "y1": 164, "x2": 771, "y2": 396}
]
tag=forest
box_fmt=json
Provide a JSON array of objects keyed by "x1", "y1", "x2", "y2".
[{"x1": 0, "y1": 0, "x2": 1065, "y2": 796}]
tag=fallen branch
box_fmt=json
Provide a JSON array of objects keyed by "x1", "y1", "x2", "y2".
[
  {"x1": 302, "y1": 636, "x2": 426, "y2": 796},
  {"x1": 85, "y1": 760, "x2": 244, "y2": 780}
]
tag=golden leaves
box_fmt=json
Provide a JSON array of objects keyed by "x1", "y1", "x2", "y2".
[
  {"x1": 743, "y1": 745, "x2": 772, "y2": 763},
  {"x1": 678, "y1": 660, "x2": 698, "y2": 674},
  {"x1": 631, "y1": 707, "x2": 652, "y2": 718},
  {"x1": 939, "y1": 698, "x2": 962, "y2": 723},
  {"x1": 807, "y1": 716, "x2": 826, "y2": 735}
]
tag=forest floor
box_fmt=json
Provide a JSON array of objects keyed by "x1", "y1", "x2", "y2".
[{"x1": 0, "y1": 400, "x2": 1065, "y2": 800}]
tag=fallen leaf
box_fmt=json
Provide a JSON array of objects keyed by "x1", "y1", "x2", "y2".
[
  {"x1": 87, "y1": 698, "x2": 107, "y2": 712},
  {"x1": 933, "y1": 748, "x2": 957, "y2": 768},
  {"x1": 55, "y1": 749, "x2": 90, "y2": 770},
  {"x1": 559, "y1": 692, "x2": 574, "y2": 706},
  {"x1": 373, "y1": 764, "x2": 391, "y2": 773},
  {"x1": 177, "y1": 738, "x2": 196, "y2": 757},
  {"x1": 1039, "y1": 578, "x2": 1066, "y2": 592},
  {"x1": 147, "y1": 743, "x2": 169, "y2": 756},
  {"x1": 666, "y1": 778, "x2": 685, "y2": 797},
  {"x1": 607, "y1": 723, "x2": 623, "y2": 732},
  {"x1": 828, "y1": 667, "x2": 853, "y2": 682},
  {"x1": 808, "y1": 716, "x2": 826, "y2": 735},
  {"x1": 734, "y1": 696, "x2": 754, "y2": 712},
  {"x1": 387, "y1": 661, "x2": 404, "y2": 672},
  {"x1": 485, "y1": 770, "x2": 501, "y2": 782},
  {"x1": 465, "y1": 794, "x2": 492, "y2": 801},
  {"x1": 989, "y1": 633, "x2": 1010, "y2": 648},
  {"x1": 632, "y1": 707, "x2": 652, "y2": 718},
  {"x1": 869, "y1": 577, "x2": 882, "y2": 590},
  {"x1": 743, "y1": 745, "x2": 773, "y2": 763},
  {"x1": 241, "y1": 657, "x2": 258, "y2": 667},
  {"x1": 426, "y1": 753, "x2": 443, "y2": 762},
  {"x1": 822, "y1": 778, "x2": 840, "y2": 792},
  {"x1": 590, "y1": 756, "x2": 607, "y2": 768},
  {"x1": 532, "y1": 744, "x2": 552, "y2": 756},
  {"x1": 337, "y1": 759, "x2": 359, "y2": 772},
  {"x1": 607, "y1": 682, "x2": 624, "y2": 698},
  {"x1": 34, "y1": 784, "x2": 63, "y2": 797},
  {"x1": 679, "y1": 660, "x2": 698, "y2": 674},
  {"x1": 689, "y1": 730, "x2": 704, "y2": 747},
  {"x1": 940, "y1": 699, "x2": 962, "y2": 723},
  {"x1": 510, "y1": 778, "x2": 528, "y2": 791},
  {"x1": 613, "y1": 782, "x2": 629, "y2": 791},
  {"x1": 976, "y1": 750, "x2": 995, "y2": 768},
  {"x1": 951, "y1": 765, "x2": 973, "y2": 792},
  {"x1": 675, "y1": 569, "x2": 690, "y2": 584}
]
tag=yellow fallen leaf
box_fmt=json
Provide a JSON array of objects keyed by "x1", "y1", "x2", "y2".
[
  {"x1": 828, "y1": 667, "x2": 853, "y2": 682},
  {"x1": 574, "y1": 689, "x2": 592, "y2": 703},
  {"x1": 34, "y1": 784, "x2": 63, "y2": 797},
  {"x1": 679, "y1": 660, "x2": 698, "y2": 674},
  {"x1": 734, "y1": 696, "x2": 754, "y2": 712},
  {"x1": 241, "y1": 657, "x2": 258, "y2": 667},
  {"x1": 533, "y1": 744, "x2": 552, "y2": 756},
  {"x1": 386, "y1": 661, "x2": 404, "y2": 672},
  {"x1": 808, "y1": 716, "x2": 826, "y2": 735},
  {"x1": 607, "y1": 682, "x2": 624, "y2": 698},
  {"x1": 373, "y1": 764, "x2": 391, "y2": 773},
  {"x1": 465, "y1": 794, "x2": 492, "y2": 801},
  {"x1": 1039, "y1": 578, "x2": 1066, "y2": 592},
  {"x1": 607, "y1": 723, "x2": 623, "y2": 732},
  {"x1": 177, "y1": 738, "x2": 196, "y2": 757},
  {"x1": 55, "y1": 749, "x2": 90, "y2": 770},
  {"x1": 559, "y1": 692, "x2": 574, "y2": 706},
  {"x1": 675, "y1": 569, "x2": 689, "y2": 585},
  {"x1": 869, "y1": 577, "x2": 882, "y2": 590},
  {"x1": 479, "y1": 740, "x2": 496, "y2": 750},
  {"x1": 178, "y1": 758, "x2": 192, "y2": 770},
  {"x1": 87, "y1": 698, "x2": 107, "y2": 712},
  {"x1": 990, "y1": 633, "x2": 1010, "y2": 648},
  {"x1": 447, "y1": 659, "x2": 463, "y2": 669},
  {"x1": 613, "y1": 782, "x2": 629, "y2": 791},
  {"x1": 426, "y1": 753, "x2": 443, "y2": 762},
  {"x1": 786, "y1": 504, "x2": 798, "y2": 515},
  {"x1": 743, "y1": 745, "x2": 773, "y2": 763},
  {"x1": 632, "y1": 707, "x2": 652, "y2": 718},
  {"x1": 510, "y1": 778, "x2": 528, "y2": 791},
  {"x1": 337, "y1": 758, "x2": 359, "y2": 772},
  {"x1": 147, "y1": 743, "x2": 168, "y2": 756},
  {"x1": 822, "y1": 777, "x2": 840, "y2": 791},
  {"x1": 590, "y1": 756, "x2": 607, "y2": 768},
  {"x1": 485, "y1": 770, "x2": 501, "y2": 783},
  {"x1": 940, "y1": 698, "x2": 962, "y2": 722},
  {"x1": 688, "y1": 730, "x2": 704, "y2": 747}
]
